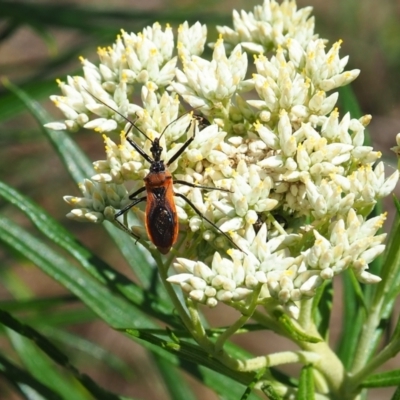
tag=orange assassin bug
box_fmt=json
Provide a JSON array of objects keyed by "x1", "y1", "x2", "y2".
[{"x1": 85, "y1": 90, "x2": 238, "y2": 254}]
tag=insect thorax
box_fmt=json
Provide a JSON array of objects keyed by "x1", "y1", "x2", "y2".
[
  {"x1": 149, "y1": 160, "x2": 165, "y2": 173},
  {"x1": 145, "y1": 170, "x2": 172, "y2": 188}
]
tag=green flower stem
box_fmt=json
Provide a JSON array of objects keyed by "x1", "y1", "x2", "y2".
[
  {"x1": 159, "y1": 263, "x2": 222, "y2": 355},
  {"x1": 347, "y1": 337, "x2": 400, "y2": 393},
  {"x1": 214, "y1": 286, "x2": 261, "y2": 353},
  {"x1": 186, "y1": 299, "x2": 215, "y2": 353},
  {"x1": 214, "y1": 313, "x2": 250, "y2": 352},
  {"x1": 313, "y1": 368, "x2": 330, "y2": 396},
  {"x1": 352, "y1": 218, "x2": 400, "y2": 373},
  {"x1": 298, "y1": 297, "x2": 313, "y2": 331},
  {"x1": 266, "y1": 213, "x2": 287, "y2": 235},
  {"x1": 251, "y1": 304, "x2": 291, "y2": 337},
  {"x1": 229, "y1": 350, "x2": 320, "y2": 372},
  {"x1": 350, "y1": 301, "x2": 381, "y2": 374},
  {"x1": 155, "y1": 254, "x2": 194, "y2": 332},
  {"x1": 175, "y1": 231, "x2": 201, "y2": 261}
]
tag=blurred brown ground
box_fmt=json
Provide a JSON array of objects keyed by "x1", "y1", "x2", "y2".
[{"x1": 1, "y1": 0, "x2": 400, "y2": 399}]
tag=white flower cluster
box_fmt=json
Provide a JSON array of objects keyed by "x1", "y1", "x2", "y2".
[
  {"x1": 169, "y1": 209, "x2": 386, "y2": 318},
  {"x1": 46, "y1": 1, "x2": 398, "y2": 316},
  {"x1": 217, "y1": 0, "x2": 318, "y2": 53}
]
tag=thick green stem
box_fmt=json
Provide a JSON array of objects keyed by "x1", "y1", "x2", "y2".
[
  {"x1": 298, "y1": 297, "x2": 313, "y2": 331},
  {"x1": 295, "y1": 300, "x2": 346, "y2": 397},
  {"x1": 228, "y1": 350, "x2": 320, "y2": 372},
  {"x1": 298, "y1": 325, "x2": 346, "y2": 397}
]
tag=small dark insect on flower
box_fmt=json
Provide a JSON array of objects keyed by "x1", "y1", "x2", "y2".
[{"x1": 86, "y1": 90, "x2": 239, "y2": 254}]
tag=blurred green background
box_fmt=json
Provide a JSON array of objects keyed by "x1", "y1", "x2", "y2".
[{"x1": 0, "y1": 0, "x2": 399, "y2": 399}]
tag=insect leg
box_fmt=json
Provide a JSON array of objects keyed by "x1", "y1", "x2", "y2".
[
  {"x1": 166, "y1": 112, "x2": 202, "y2": 166},
  {"x1": 174, "y1": 192, "x2": 241, "y2": 251},
  {"x1": 166, "y1": 135, "x2": 194, "y2": 166},
  {"x1": 124, "y1": 133, "x2": 154, "y2": 164},
  {"x1": 166, "y1": 114, "x2": 210, "y2": 166},
  {"x1": 127, "y1": 186, "x2": 147, "y2": 200},
  {"x1": 114, "y1": 192, "x2": 147, "y2": 239}
]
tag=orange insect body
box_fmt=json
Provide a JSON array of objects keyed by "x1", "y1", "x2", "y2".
[
  {"x1": 112, "y1": 125, "x2": 239, "y2": 254},
  {"x1": 144, "y1": 170, "x2": 179, "y2": 254},
  {"x1": 84, "y1": 89, "x2": 238, "y2": 254},
  {"x1": 114, "y1": 133, "x2": 190, "y2": 254}
]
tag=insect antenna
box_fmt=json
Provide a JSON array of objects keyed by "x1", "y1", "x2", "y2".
[
  {"x1": 82, "y1": 87, "x2": 153, "y2": 141},
  {"x1": 83, "y1": 87, "x2": 156, "y2": 163},
  {"x1": 158, "y1": 105, "x2": 204, "y2": 141}
]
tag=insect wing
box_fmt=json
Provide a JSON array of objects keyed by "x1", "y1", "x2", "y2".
[{"x1": 145, "y1": 180, "x2": 179, "y2": 254}]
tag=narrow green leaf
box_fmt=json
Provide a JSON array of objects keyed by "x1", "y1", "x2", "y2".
[
  {"x1": 361, "y1": 212, "x2": 400, "y2": 362},
  {"x1": 1, "y1": 310, "x2": 124, "y2": 400},
  {"x1": 380, "y1": 213, "x2": 400, "y2": 307},
  {"x1": 391, "y1": 314, "x2": 400, "y2": 342},
  {"x1": 0, "y1": 2, "x2": 230, "y2": 34},
  {"x1": 312, "y1": 280, "x2": 332, "y2": 339},
  {"x1": 361, "y1": 369, "x2": 400, "y2": 388},
  {"x1": 240, "y1": 368, "x2": 266, "y2": 400},
  {"x1": 273, "y1": 310, "x2": 321, "y2": 343},
  {"x1": 0, "y1": 296, "x2": 75, "y2": 313},
  {"x1": 3, "y1": 79, "x2": 94, "y2": 181},
  {"x1": 394, "y1": 196, "x2": 400, "y2": 215},
  {"x1": 338, "y1": 85, "x2": 361, "y2": 116},
  {"x1": 125, "y1": 329, "x2": 262, "y2": 400},
  {"x1": 6, "y1": 329, "x2": 91, "y2": 400},
  {"x1": 0, "y1": 265, "x2": 36, "y2": 300},
  {"x1": 40, "y1": 326, "x2": 132, "y2": 378},
  {"x1": 24, "y1": 305, "x2": 97, "y2": 328},
  {"x1": 0, "y1": 183, "x2": 208, "y2": 396},
  {"x1": 0, "y1": 353, "x2": 63, "y2": 400},
  {"x1": 125, "y1": 328, "x2": 249, "y2": 383},
  {"x1": 153, "y1": 354, "x2": 196, "y2": 400},
  {"x1": 348, "y1": 269, "x2": 368, "y2": 311},
  {"x1": 297, "y1": 365, "x2": 314, "y2": 400},
  {"x1": 391, "y1": 385, "x2": 400, "y2": 400},
  {"x1": 0, "y1": 216, "x2": 152, "y2": 330},
  {"x1": 29, "y1": 22, "x2": 57, "y2": 56},
  {"x1": 0, "y1": 217, "x2": 247, "y2": 398},
  {"x1": 0, "y1": 79, "x2": 58, "y2": 122}
]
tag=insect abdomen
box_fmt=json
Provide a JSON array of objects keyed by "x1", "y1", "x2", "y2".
[
  {"x1": 147, "y1": 204, "x2": 177, "y2": 253},
  {"x1": 145, "y1": 177, "x2": 178, "y2": 254}
]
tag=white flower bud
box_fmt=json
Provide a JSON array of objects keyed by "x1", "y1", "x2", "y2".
[
  {"x1": 190, "y1": 290, "x2": 206, "y2": 302},
  {"x1": 216, "y1": 289, "x2": 233, "y2": 302},
  {"x1": 300, "y1": 274, "x2": 323, "y2": 296},
  {"x1": 44, "y1": 122, "x2": 67, "y2": 130}
]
